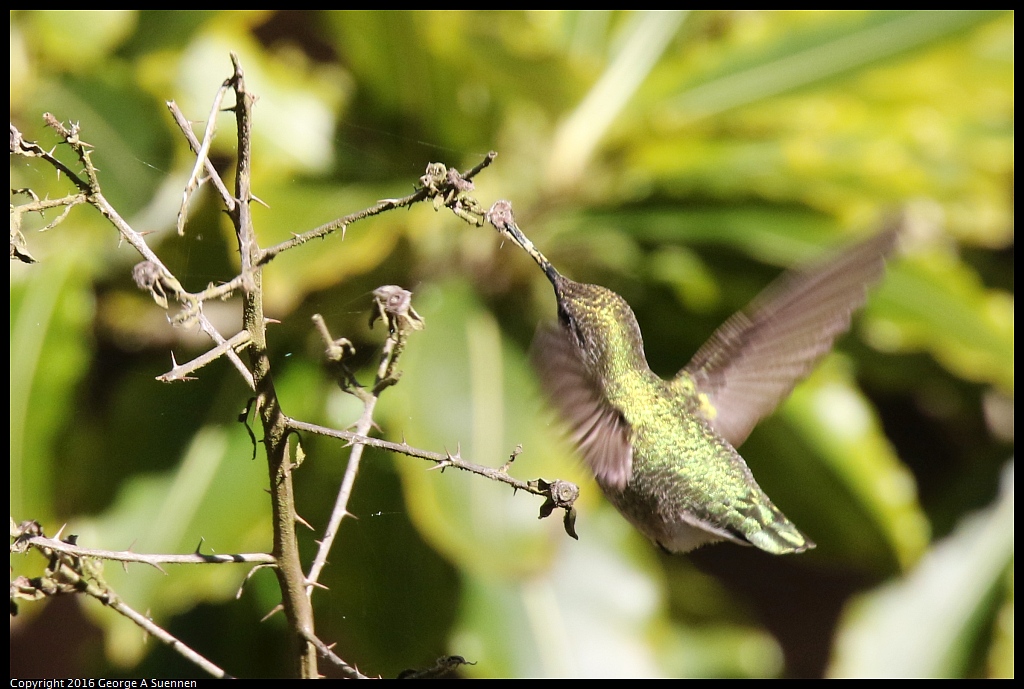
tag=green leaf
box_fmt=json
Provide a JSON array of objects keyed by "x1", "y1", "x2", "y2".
[
  {"x1": 828, "y1": 461, "x2": 1014, "y2": 678},
  {"x1": 775, "y1": 357, "x2": 930, "y2": 571},
  {"x1": 10, "y1": 252, "x2": 95, "y2": 523},
  {"x1": 867, "y1": 255, "x2": 1014, "y2": 393},
  {"x1": 666, "y1": 11, "x2": 1005, "y2": 120}
]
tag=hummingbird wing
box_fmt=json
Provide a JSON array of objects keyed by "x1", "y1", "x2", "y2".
[
  {"x1": 678, "y1": 223, "x2": 899, "y2": 449},
  {"x1": 531, "y1": 323, "x2": 634, "y2": 489}
]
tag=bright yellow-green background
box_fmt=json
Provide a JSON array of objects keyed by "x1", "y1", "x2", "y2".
[{"x1": 10, "y1": 10, "x2": 1013, "y2": 678}]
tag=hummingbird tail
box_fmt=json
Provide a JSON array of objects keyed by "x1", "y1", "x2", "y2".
[{"x1": 745, "y1": 520, "x2": 815, "y2": 555}]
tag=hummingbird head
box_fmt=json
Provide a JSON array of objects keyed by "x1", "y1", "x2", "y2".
[
  {"x1": 483, "y1": 202, "x2": 650, "y2": 376},
  {"x1": 551, "y1": 275, "x2": 648, "y2": 375}
]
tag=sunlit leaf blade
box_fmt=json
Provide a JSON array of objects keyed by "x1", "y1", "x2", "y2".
[
  {"x1": 828, "y1": 461, "x2": 1014, "y2": 678},
  {"x1": 547, "y1": 10, "x2": 688, "y2": 189},
  {"x1": 452, "y1": 527, "x2": 665, "y2": 678},
  {"x1": 10, "y1": 254, "x2": 94, "y2": 523},
  {"x1": 775, "y1": 358, "x2": 930, "y2": 571},
  {"x1": 867, "y1": 257, "x2": 1014, "y2": 394},
  {"x1": 666, "y1": 11, "x2": 1004, "y2": 120}
]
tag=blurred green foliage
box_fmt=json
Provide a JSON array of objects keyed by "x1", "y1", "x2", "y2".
[{"x1": 10, "y1": 10, "x2": 1013, "y2": 679}]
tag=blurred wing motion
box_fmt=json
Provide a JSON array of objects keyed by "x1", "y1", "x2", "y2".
[
  {"x1": 679, "y1": 220, "x2": 901, "y2": 448},
  {"x1": 532, "y1": 324, "x2": 633, "y2": 489}
]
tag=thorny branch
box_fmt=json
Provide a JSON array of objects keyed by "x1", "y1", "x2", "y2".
[
  {"x1": 11, "y1": 523, "x2": 277, "y2": 570},
  {"x1": 302, "y1": 630, "x2": 371, "y2": 679},
  {"x1": 11, "y1": 520, "x2": 232, "y2": 679},
  {"x1": 10, "y1": 53, "x2": 577, "y2": 679},
  {"x1": 304, "y1": 285, "x2": 426, "y2": 596},
  {"x1": 174, "y1": 80, "x2": 233, "y2": 237},
  {"x1": 285, "y1": 418, "x2": 580, "y2": 539},
  {"x1": 259, "y1": 152, "x2": 496, "y2": 263},
  {"x1": 10, "y1": 116, "x2": 255, "y2": 385},
  {"x1": 157, "y1": 329, "x2": 253, "y2": 383}
]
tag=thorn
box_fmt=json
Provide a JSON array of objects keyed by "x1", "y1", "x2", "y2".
[
  {"x1": 260, "y1": 604, "x2": 284, "y2": 623},
  {"x1": 238, "y1": 564, "x2": 271, "y2": 599},
  {"x1": 500, "y1": 443, "x2": 523, "y2": 473},
  {"x1": 53, "y1": 523, "x2": 67, "y2": 541},
  {"x1": 295, "y1": 513, "x2": 314, "y2": 531},
  {"x1": 194, "y1": 537, "x2": 206, "y2": 555}
]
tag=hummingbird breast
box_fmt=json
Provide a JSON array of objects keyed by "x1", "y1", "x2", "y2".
[{"x1": 605, "y1": 373, "x2": 813, "y2": 554}]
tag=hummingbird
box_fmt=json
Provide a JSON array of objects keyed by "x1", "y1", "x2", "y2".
[{"x1": 485, "y1": 201, "x2": 898, "y2": 555}]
